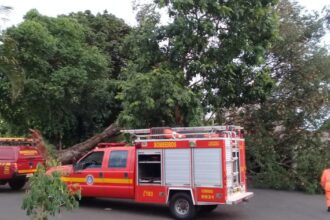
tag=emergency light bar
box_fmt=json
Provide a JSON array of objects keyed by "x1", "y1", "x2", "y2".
[{"x1": 0, "y1": 138, "x2": 34, "y2": 143}]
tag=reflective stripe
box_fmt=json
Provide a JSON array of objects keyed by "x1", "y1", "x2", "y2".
[
  {"x1": 61, "y1": 177, "x2": 133, "y2": 184},
  {"x1": 4, "y1": 164, "x2": 10, "y2": 174},
  {"x1": 18, "y1": 169, "x2": 37, "y2": 174},
  {"x1": 0, "y1": 163, "x2": 11, "y2": 166},
  {"x1": 19, "y1": 150, "x2": 38, "y2": 156}
]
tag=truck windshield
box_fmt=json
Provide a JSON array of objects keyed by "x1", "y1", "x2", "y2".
[{"x1": 76, "y1": 151, "x2": 104, "y2": 170}]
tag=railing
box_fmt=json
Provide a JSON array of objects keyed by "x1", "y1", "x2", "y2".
[{"x1": 121, "y1": 126, "x2": 243, "y2": 141}]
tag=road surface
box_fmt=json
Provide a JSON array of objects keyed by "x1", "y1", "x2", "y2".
[{"x1": 0, "y1": 185, "x2": 329, "y2": 220}]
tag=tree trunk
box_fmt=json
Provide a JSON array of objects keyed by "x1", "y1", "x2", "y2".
[
  {"x1": 30, "y1": 129, "x2": 48, "y2": 160},
  {"x1": 57, "y1": 123, "x2": 120, "y2": 164}
]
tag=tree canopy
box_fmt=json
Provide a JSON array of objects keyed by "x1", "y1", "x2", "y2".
[
  {"x1": 0, "y1": 10, "x2": 130, "y2": 146},
  {"x1": 0, "y1": 0, "x2": 329, "y2": 193},
  {"x1": 156, "y1": 0, "x2": 277, "y2": 110},
  {"x1": 240, "y1": 0, "x2": 330, "y2": 193},
  {"x1": 118, "y1": 0, "x2": 278, "y2": 127}
]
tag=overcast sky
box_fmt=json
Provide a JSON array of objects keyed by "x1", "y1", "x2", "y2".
[
  {"x1": 1, "y1": 0, "x2": 329, "y2": 27},
  {"x1": 0, "y1": 0, "x2": 149, "y2": 28},
  {"x1": 0, "y1": 0, "x2": 329, "y2": 45}
]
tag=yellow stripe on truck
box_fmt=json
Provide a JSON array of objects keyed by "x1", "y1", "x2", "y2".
[
  {"x1": 61, "y1": 177, "x2": 133, "y2": 184},
  {"x1": 17, "y1": 169, "x2": 37, "y2": 174},
  {"x1": 19, "y1": 150, "x2": 38, "y2": 156},
  {"x1": 0, "y1": 163, "x2": 11, "y2": 166}
]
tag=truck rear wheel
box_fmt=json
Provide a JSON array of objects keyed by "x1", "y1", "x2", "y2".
[
  {"x1": 169, "y1": 192, "x2": 196, "y2": 220},
  {"x1": 0, "y1": 180, "x2": 7, "y2": 185},
  {"x1": 9, "y1": 177, "x2": 26, "y2": 190}
]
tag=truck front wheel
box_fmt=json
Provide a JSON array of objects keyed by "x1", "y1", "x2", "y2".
[
  {"x1": 9, "y1": 177, "x2": 26, "y2": 190},
  {"x1": 169, "y1": 192, "x2": 196, "y2": 220}
]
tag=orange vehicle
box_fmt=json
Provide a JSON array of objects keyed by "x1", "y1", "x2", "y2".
[
  {"x1": 0, "y1": 138, "x2": 44, "y2": 190},
  {"x1": 49, "y1": 126, "x2": 253, "y2": 219}
]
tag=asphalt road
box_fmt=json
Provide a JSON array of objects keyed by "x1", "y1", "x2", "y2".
[{"x1": 0, "y1": 185, "x2": 329, "y2": 220}]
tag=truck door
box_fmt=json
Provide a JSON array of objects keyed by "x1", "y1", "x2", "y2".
[
  {"x1": 101, "y1": 148, "x2": 134, "y2": 199},
  {"x1": 69, "y1": 151, "x2": 106, "y2": 197}
]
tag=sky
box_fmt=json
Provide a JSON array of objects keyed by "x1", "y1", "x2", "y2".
[
  {"x1": 0, "y1": 0, "x2": 329, "y2": 28},
  {"x1": 0, "y1": 0, "x2": 146, "y2": 28},
  {"x1": 0, "y1": 0, "x2": 329, "y2": 46}
]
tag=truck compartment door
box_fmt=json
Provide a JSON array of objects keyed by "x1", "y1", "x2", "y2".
[
  {"x1": 164, "y1": 149, "x2": 191, "y2": 186},
  {"x1": 193, "y1": 148, "x2": 222, "y2": 187}
]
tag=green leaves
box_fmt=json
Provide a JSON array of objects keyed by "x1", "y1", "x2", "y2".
[
  {"x1": 0, "y1": 36, "x2": 25, "y2": 100},
  {"x1": 243, "y1": 0, "x2": 330, "y2": 193},
  {"x1": 120, "y1": 0, "x2": 279, "y2": 127},
  {"x1": 0, "y1": 10, "x2": 129, "y2": 145},
  {"x1": 22, "y1": 164, "x2": 80, "y2": 220},
  {"x1": 118, "y1": 68, "x2": 202, "y2": 128},
  {"x1": 153, "y1": 0, "x2": 279, "y2": 110}
]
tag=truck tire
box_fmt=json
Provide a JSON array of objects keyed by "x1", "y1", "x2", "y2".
[
  {"x1": 169, "y1": 192, "x2": 196, "y2": 220},
  {"x1": 198, "y1": 205, "x2": 218, "y2": 213},
  {"x1": 0, "y1": 180, "x2": 7, "y2": 185},
  {"x1": 9, "y1": 177, "x2": 26, "y2": 190}
]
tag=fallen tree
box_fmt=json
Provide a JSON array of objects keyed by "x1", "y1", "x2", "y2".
[
  {"x1": 29, "y1": 124, "x2": 121, "y2": 164},
  {"x1": 57, "y1": 123, "x2": 120, "y2": 164}
]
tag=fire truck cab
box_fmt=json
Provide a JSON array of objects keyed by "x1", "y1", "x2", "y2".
[
  {"x1": 54, "y1": 126, "x2": 253, "y2": 219},
  {"x1": 0, "y1": 138, "x2": 44, "y2": 190}
]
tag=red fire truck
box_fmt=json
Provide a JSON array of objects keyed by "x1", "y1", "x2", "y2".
[
  {"x1": 50, "y1": 126, "x2": 253, "y2": 219},
  {"x1": 0, "y1": 138, "x2": 44, "y2": 190}
]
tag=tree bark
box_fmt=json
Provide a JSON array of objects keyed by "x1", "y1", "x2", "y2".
[
  {"x1": 30, "y1": 129, "x2": 48, "y2": 160},
  {"x1": 57, "y1": 123, "x2": 120, "y2": 164}
]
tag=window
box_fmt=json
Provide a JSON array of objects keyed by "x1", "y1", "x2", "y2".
[
  {"x1": 138, "y1": 153, "x2": 161, "y2": 184},
  {"x1": 76, "y1": 151, "x2": 104, "y2": 170},
  {"x1": 0, "y1": 148, "x2": 15, "y2": 160},
  {"x1": 109, "y1": 150, "x2": 128, "y2": 168}
]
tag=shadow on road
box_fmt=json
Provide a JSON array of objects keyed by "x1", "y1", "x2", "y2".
[
  {"x1": 80, "y1": 198, "x2": 172, "y2": 218},
  {"x1": 78, "y1": 198, "x2": 241, "y2": 220},
  {"x1": 0, "y1": 185, "x2": 25, "y2": 194}
]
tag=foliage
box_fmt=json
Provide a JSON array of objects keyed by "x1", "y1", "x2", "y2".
[
  {"x1": 0, "y1": 117, "x2": 9, "y2": 135},
  {"x1": 0, "y1": 36, "x2": 25, "y2": 100},
  {"x1": 0, "y1": 0, "x2": 328, "y2": 194},
  {"x1": 155, "y1": 0, "x2": 278, "y2": 111},
  {"x1": 67, "y1": 10, "x2": 131, "y2": 78},
  {"x1": 119, "y1": 0, "x2": 278, "y2": 127},
  {"x1": 242, "y1": 0, "x2": 330, "y2": 193},
  {"x1": 118, "y1": 67, "x2": 202, "y2": 127},
  {"x1": 319, "y1": 119, "x2": 330, "y2": 131},
  {"x1": 0, "y1": 10, "x2": 130, "y2": 146},
  {"x1": 294, "y1": 137, "x2": 330, "y2": 193},
  {"x1": 22, "y1": 164, "x2": 80, "y2": 220},
  {"x1": 0, "y1": 6, "x2": 25, "y2": 100}
]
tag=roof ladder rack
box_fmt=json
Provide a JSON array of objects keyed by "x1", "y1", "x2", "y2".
[{"x1": 121, "y1": 126, "x2": 243, "y2": 141}]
